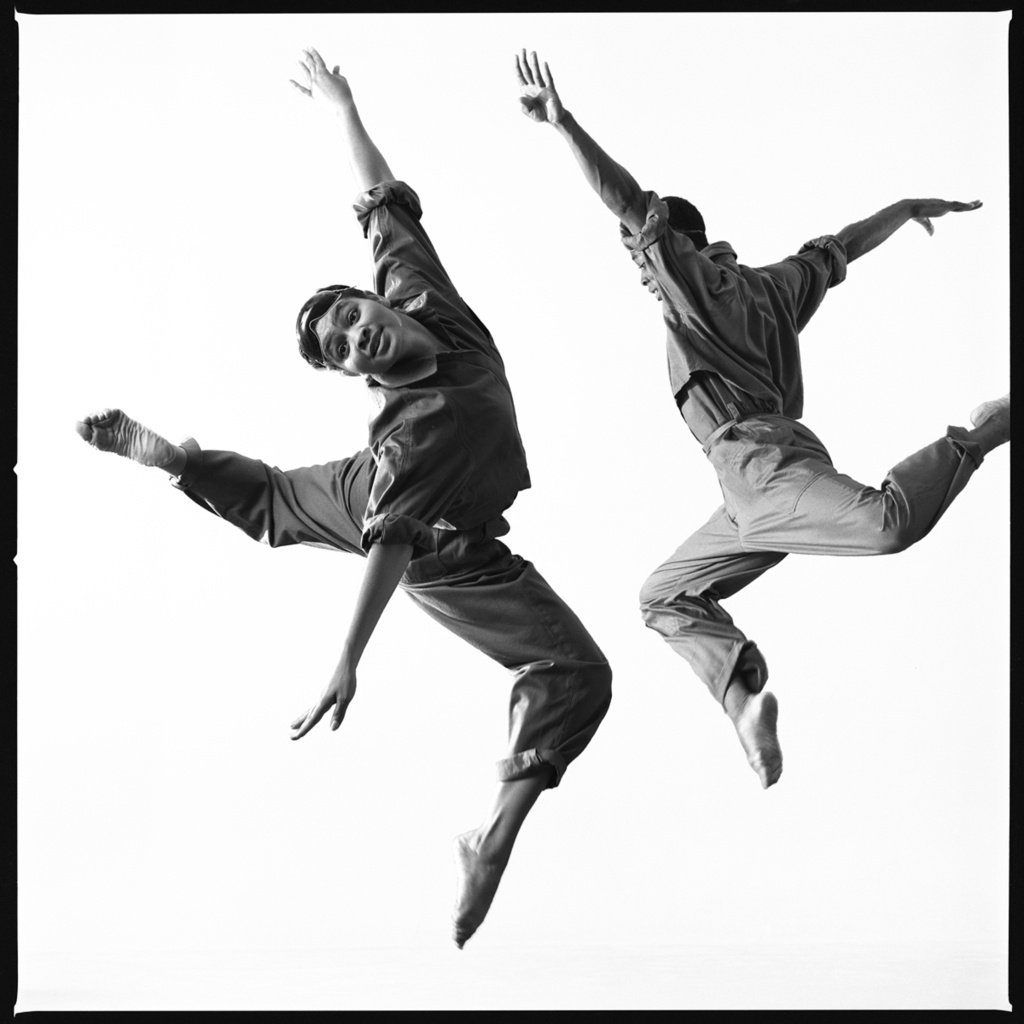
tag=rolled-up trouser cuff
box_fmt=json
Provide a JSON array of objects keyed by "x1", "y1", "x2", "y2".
[
  {"x1": 171, "y1": 436, "x2": 203, "y2": 491},
  {"x1": 495, "y1": 748, "x2": 567, "y2": 788},
  {"x1": 945, "y1": 425, "x2": 984, "y2": 470},
  {"x1": 716, "y1": 640, "x2": 768, "y2": 710}
]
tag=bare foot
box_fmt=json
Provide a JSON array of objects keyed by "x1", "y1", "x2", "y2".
[
  {"x1": 76, "y1": 408, "x2": 177, "y2": 468},
  {"x1": 968, "y1": 393, "x2": 1010, "y2": 454},
  {"x1": 451, "y1": 831, "x2": 507, "y2": 949},
  {"x1": 731, "y1": 690, "x2": 782, "y2": 789}
]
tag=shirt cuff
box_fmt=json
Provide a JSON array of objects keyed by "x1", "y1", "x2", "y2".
[
  {"x1": 353, "y1": 180, "x2": 423, "y2": 239},
  {"x1": 171, "y1": 436, "x2": 203, "y2": 491},
  {"x1": 798, "y1": 234, "x2": 848, "y2": 287},
  {"x1": 619, "y1": 191, "x2": 669, "y2": 252},
  {"x1": 361, "y1": 511, "x2": 436, "y2": 555}
]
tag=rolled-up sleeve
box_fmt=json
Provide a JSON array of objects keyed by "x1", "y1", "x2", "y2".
[
  {"x1": 621, "y1": 190, "x2": 734, "y2": 325},
  {"x1": 363, "y1": 400, "x2": 473, "y2": 556},
  {"x1": 353, "y1": 180, "x2": 453, "y2": 309},
  {"x1": 760, "y1": 234, "x2": 848, "y2": 332},
  {"x1": 620, "y1": 190, "x2": 670, "y2": 254},
  {"x1": 797, "y1": 234, "x2": 848, "y2": 288},
  {"x1": 353, "y1": 179, "x2": 499, "y2": 361}
]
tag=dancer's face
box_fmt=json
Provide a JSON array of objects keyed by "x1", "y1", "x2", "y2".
[
  {"x1": 639, "y1": 266, "x2": 662, "y2": 301},
  {"x1": 314, "y1": 295, "x2": 408, "y2": 376},
  {"x1": 631, "y1": 252, "x2": 662, "y2": 301}
]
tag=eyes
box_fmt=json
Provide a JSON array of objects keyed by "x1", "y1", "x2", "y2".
[{"x1": 331, "y1": 306, "x2": 359, "y2": 365}]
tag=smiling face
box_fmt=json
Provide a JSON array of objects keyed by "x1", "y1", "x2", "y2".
[{"x1": 311, "y1": 294, "x2": 408, "y2": 376}]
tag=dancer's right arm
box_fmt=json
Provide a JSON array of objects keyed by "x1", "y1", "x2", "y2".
[
  {"x1": 516, "y1": 50, "x2": 648, "y2": 234},
  {"x1": 289, "y1": 540, "x2": 414, "y2": 740},
  {"x1": 291, "y1": 47, "x2": 395, "y2": 191}
]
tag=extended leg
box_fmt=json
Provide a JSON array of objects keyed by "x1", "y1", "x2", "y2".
[
  {"x1": 402, "y1": 532, "x2": 613, "y2": 946},
  {"x1": 967, "y1": 393, "x2": 1010, "y2": 455},
  {"x1": 76, "y1": 408, "x2": 186, "y2": 473},
  {"x1": 720, "y1": 398, "x2": 1009, "y2": 557},
  {"x1": 76, "y1": 408, "x2": 375, "y2": 554}
]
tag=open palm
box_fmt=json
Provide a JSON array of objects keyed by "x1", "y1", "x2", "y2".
[{"x1": 516, "y1": 49, "x2": 564, "y2": 124}]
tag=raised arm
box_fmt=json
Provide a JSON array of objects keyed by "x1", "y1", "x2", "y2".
[
  {"x1": 836, "y1": 198, "x2": 982, "y2": 263},
  {"x1": 516, "y1": 50, "x2": 648, "y2": 234},
  {"x1": 291, "y1": 47, "x2": 395, "y2": 191}
]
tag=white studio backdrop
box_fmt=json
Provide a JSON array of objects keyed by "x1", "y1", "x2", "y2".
[{"x1": 17, "y1": 11, "x2": 1010, "y2": 1010}]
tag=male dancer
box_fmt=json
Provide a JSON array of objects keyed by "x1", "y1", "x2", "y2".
[
  {"x1": 76, "y1": 48, "x2": 613, "y2": 948},
  {"x1": 515, "y1": 50, "x2": 1009, "y2": 789}
]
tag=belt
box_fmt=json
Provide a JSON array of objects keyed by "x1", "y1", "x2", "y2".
[
  {"x1": 700, "y1": 416, "x2": 741, "y2": 455},
  {"x1": 679, "y1": 373, "x2": 779, "y2": 449}
]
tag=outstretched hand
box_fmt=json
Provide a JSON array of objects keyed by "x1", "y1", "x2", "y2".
[
  {"x1": 290, "y1": 667, "x2": 358, "y2": 740},
  {"x1": 290, "y1": 46, "x2": 354, "y2": 112},
  {"x1": 516, "y1": 49, "x2": 565, "y2": 125},
  {"x1": 910, "y1": 198, "x2": 982, "y2": 236}
]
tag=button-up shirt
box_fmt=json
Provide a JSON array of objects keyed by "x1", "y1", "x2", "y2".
[
  {"x1": 621, "y1": 191, "x2": 847, "y2": 419},
  {"x1": 353, "y1": 180, "x2": 531, "y2": 554}
]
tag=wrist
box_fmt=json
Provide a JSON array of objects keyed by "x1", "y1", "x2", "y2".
[
  {"x1": 336, "y1": 649, "x2": 359, "y2": 675},
  {"x1": 332, "y1": 98, "x2": 360, "y2": 124}
]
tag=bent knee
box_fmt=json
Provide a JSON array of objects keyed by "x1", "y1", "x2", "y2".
[
  {"x1": 639, "y1": 574, "x2": 678, "y2": 616},
  {"x1": 870, "y1": 523, "x2": 918, "y2": 556}
]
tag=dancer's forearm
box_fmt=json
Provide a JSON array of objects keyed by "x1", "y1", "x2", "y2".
[
  {"x1": 836, "y1": 200, "x2": 915, "y2": 263},
  {"x1": 837, "y1": 196, "x2": 982, "y2": 262},
  {"x1": 291, "y1": 48, "x2": 395, "y2": 191},
  {"x1": 551, "y1": 111, "x2": 647, "y2": 234},
  {"x1": 336, "y1": 541, "x2": 413, "y2": 673},
  {"x1": 333, "y1": 99, "x2": 396, "y2": 193}
]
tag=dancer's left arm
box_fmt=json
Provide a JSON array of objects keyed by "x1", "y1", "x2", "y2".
[
  {"x1": 290, "y1": 540, "x2": 414, "y2": 739},
  {"x1": 837, "y1": 198, "x2": 981, "y2": 263},
  {"x1": 291, "y1": 46, "x2": 395, "y2": 191}
]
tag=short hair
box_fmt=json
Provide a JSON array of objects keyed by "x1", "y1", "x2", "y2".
[
  {"x1": 664, "y1": 196, "x2": 709, "y2": 251},
  {"x1": 295, "y1": 284, "x2": 380, "y2": 371}
]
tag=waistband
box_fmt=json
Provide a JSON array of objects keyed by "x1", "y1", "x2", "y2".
[{"x1": 677, "y1": 373, "x2": 780, "y2": 449}]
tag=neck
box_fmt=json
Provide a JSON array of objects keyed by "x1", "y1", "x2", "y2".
[{"x1": 373, "y1": 353, "x2": 440, "y2": 387}]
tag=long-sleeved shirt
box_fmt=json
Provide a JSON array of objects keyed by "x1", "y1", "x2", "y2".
[
  {"x1": 620, "y1": 193, "x2": 847, "y2": 418},
  {"x1": 352, "y1": 180, "x2": 531, "y2": 553},
  {"x1": 552, "y1": 113, "x2": 847, "y2": 418}
]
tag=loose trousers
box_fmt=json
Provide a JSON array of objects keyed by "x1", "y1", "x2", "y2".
[
  {"x1": 639, "y1": 415, "x2": 984, "y2": 706},
  {"x1": 175, "y1": 443, "x2": 612, "y2": 786}
]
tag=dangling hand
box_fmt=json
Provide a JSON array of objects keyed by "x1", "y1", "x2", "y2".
[{"x1": 290, "y1": 666, "x2": 358, "y2": 739}]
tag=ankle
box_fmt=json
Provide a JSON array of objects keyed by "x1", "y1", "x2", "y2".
[{"x1": 723, "y1": 681, "x2": 752, "y2": 723}]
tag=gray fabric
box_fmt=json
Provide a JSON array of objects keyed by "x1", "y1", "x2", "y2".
[
  {"x1": 176, "y1": 443, "x2": 612, "y2": 787},
  {"x1": 640, "y1": 414, "x2": 983, "y2": 705}
]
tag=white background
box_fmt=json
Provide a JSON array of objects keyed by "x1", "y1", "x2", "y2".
[{"x1": 17, "y1": 11, "x2": 1010, "y2": 1010}]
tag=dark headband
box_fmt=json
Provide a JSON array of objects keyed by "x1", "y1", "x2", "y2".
[{"x1": 295, "y1": 285, "x2": 352, "y2": 369}]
